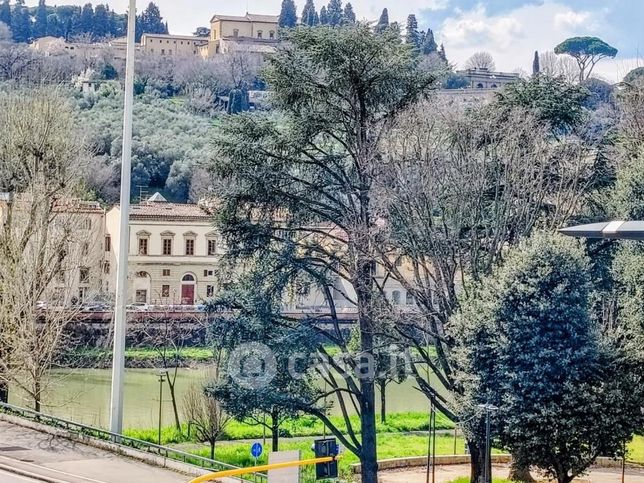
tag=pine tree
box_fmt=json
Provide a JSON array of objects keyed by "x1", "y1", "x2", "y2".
[
  {"x1": 532, "y1": 50, "x2": 540, "y2": 76},
  {"x1": 34, "y1": 0, "x2": 48, "y2": 39},
  {"x1": 405, "y1": 14, "x2": 420, "y2": 52},
  {"x1": 343, "y1": 3, "x2": 356, "y2": 24},
  {"x1": 137, "y1": 2, "x2": 167, "y2": 42},
  {"x1": 388, "y1": 21, "x2": 401, "y2": 42},
  {"x1": 0, "y1": 0, "x2": 11, "y2": 31},
  {"x1": 278, "y1": 0, "x2": 297, "y2": 28},
  {"x1": 11, "y1": 0, "x2": 31, "y2": 43},
  {"x1": 47, "y1": 14, "x2": 63, "y2": 37},
  {"x1": 326, "y1": 0, "x2": 343, "y2": 26},
  {"x1": 319, "y1": 6, "x2": 328, "y2": 25},
  {"x1": 375, "y1": 8, "x2": 388, "y2": 33},
  {"x1": 420, "y1": 28, "x2": 438, "y2": 55},
  {"x1": 80, "y1": 3, "x2": 94, "y2": 34},
  {"x1": 93, "y1": 4, "x2": 109, "y2": 39},
  {"x1": 438, "y1": 43, "x2": 447, "y2": 62},
  {"x1": 301, "y1": 0, "x2": 319, "y2": 26}
]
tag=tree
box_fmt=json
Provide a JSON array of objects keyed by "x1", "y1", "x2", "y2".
[
  {"x1": 11, "y1": 0, "x2": 31, "y2": 43},
  {"x1": 46, "y1": 14, "x2": 63, "y2": 37},
  {"x1": 34, "y1": 0, "x2": 48, "y2": 39},
  {"x1": 532, "y1": 50, "x2": 539, "y2": 76},
  {"x1": 0, "y1": 1, "x2": 10, "y2": 32},
  {"x1": 451, "y1": 233, "x2": 644, "y2": 483},
  {"x1": 136, "y1": 2, "x2": 168, "y2": 42},
  {"x1": 226, "y1": 88, "x2": 244, "y2": 114},
  {"x1": 278, "y1": 0, "x2": 297, "y2": 28},
  {"x1": 79, "y1": 3, "x2": 94, "y2": 35},
  {"x1": 193, "y1": 26, "x2": 210, "y2": 37},
  {"x1": 374, "y1": 8, "x2": 388, "y2": 33},
  {"x1": 555, "y1": 36, "x2": 618, "y2": 83},
  {"x1": 0, "y1": 88, "x2": 90, "y2": 410},
  {"x1": 209, "y1": 25, "x2": 435, "y2": 483},
  {"x1": 465, "y1": 51, "x2": 495, "y2": 70},
  {"x1": 0, "y1": 42, "x2": 37, "y2": 80},
  {"x1": 495, "y1": 74, "x2": 589, "y2": 133},
  {"x1": 420, "y1": 29, "x2": 437, "y2": 55},
  {"x1": 539, "y1": 50, "x2": 579, "y2": 83},
  {"x1": 377, "y1": 97, "x2": 596, "y2": 483},
  {"x1": 93, "y1": 4, "x2": 109, "y2": 39},
  {"x1": 325, "y1": 0, "x2": 343, "y2": 26},
  {"x1": 343, "y1": 3, "x2": 355, "y2": 24},
  {"x1": 184, "y1": 381, "x2": 231, "y2": 460},
  {"x1": 301, "y1": 0, "x2": 319, "y2": 26},
  {"x1": 319, "y1": 6, "x2": 328, "y2": 25},
  {"x1": 405, "y1": 14, "x2": 420, "y2": 52},
  {"x1": 624, "y1": 66, "x2": 644, "y2": 85}
]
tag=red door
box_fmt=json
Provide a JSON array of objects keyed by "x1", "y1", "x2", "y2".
[{"x1": 181, "y1": 285, "x2": 195, "y2": 305}]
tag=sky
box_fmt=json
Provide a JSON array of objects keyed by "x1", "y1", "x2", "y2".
[{"x1": 28, "y1": 0, "x2": 644, "y2": 81}]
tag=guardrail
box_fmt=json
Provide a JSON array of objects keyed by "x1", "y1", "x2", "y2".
[{"x1": 0, "y1": 401, "x2": 267, "y2": 483}]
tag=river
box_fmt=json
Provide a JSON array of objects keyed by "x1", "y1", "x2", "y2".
[{"x1": 8, "y1": 367, "x2": 440, "y2": 429}]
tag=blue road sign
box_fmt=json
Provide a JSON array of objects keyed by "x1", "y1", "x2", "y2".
[{"x1": 251, "y1": 442, "x2": 263, "y2": 458}]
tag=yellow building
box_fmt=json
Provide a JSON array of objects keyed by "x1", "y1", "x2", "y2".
[
  {"x1": 201, "y1": 13, "x2": 280, "y2": 57},
  {"x1": 140, "y1": 33, "x2": 208, "y2": 57}
]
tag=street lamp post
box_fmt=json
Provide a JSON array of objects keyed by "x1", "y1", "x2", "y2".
[
  {"x1": 478, "y1": 404, "x2": 498, "y2": 483},
  {"x1": 109, "y1": 0, "x2": 136, "y2": 436}
]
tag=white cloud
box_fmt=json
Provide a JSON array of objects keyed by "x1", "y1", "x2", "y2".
[{"x1": 554, "y1": 10, "x2": 591, "y2": 29}]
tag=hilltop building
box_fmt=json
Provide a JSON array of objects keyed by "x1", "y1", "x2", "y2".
[{"x1": 455, "y1": 67, "x2": 520, "y2": 89}]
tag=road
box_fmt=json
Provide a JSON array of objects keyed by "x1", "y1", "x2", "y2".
[
  {"x1": 0, "y1": 468, "x2": 44, "y2": 482},
  {"x1": 0, "y1": 420, "x2": 188, "y2": 483}
]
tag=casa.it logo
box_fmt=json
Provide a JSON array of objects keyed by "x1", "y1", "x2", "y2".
[{"x1": 228, "y1": 342, "x2": 277, "y2": 389}]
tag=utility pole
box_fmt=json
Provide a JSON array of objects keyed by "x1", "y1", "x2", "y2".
[
  {"x1": 478, "y1": 403, "x2": 498, "y2": 483},
  {"x1": 109, "y1": 0, "x2": 136, "y2": 436}
]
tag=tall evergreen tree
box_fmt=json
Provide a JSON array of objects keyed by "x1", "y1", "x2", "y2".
[
  {"x1": 301, "y1": 0, "x2": 319, "y2": 26},
  {"x1": 11, "y1": 0, "x2": 31, "y2": 43},
  {"x1": 420, "y1": 28, "x2": 438, "y2": 55},
  {"x1": 343, "y1": 2, "x2": 356, "y2": 24},
  {"x1": 92, "y1": 4, "x2": 109, "y2": 39},
  {"x1": 79, "y1": 3, "x2": 94, "y2": 34},
  {"x1": 375, "y1": 8, "x2": 388, "y2": 33},
  {"x1": 532, "y1": 50, "x2": 540, "y2": 76},
  {"x1": 34, "y1": 0, "x2": 48, "y2": 39},
  {"x1": 136, "y1": 2, "x2": 167, "y2": 42},
  {"x1": 46, "y1": 14, "x2": 63, "y2": 37},
  {"x1": 438, "y1": 43, "x2": 447, "y2": 61},
  {"x1": 405, "y1": 14, "x2": 420, "y2": 51},
  {"x1": 278, "y1": 0, "x2": 297, "y2": 28},
  {"x1": 0, "y1": 0, "x2": 11, "y2": 31},
  {"x1": 319, "y1": 5, "x2": 328, "y2": 25},
  {"x1": 326, "y1": 0, "x2": 343, "y2": 26}
]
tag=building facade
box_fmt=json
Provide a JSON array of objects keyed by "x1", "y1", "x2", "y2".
[
  {"x1": 105, "y1": 193, "x2": 223, "y2": 305},
  {"x1": 140, "y1": 33, "x2": 208, "y2": 57},
  {"x1": 200, "y1": 13, "x2": 279, "y2": 58},
  {"x1": 455, "y1": 68, "x2": 521, "y2": 89}
]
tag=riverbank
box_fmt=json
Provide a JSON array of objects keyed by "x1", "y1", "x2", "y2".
[{"x1": 60, "y1": 347, "x2": 216, "y2": 369}]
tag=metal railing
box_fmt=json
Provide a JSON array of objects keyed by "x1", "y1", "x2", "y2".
[{"x1": 0, "y1": 401, "x2": 267, "y2": 483}]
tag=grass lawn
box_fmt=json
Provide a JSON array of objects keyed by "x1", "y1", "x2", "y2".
[
  {"x1": 124, "y1": 411, "x2": 454, "y2": 445},
  {"x1": 628, "y1": 435, "x2": 644, "y2": 464}
]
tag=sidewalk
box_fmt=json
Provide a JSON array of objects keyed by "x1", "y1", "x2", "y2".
[{"x1": 0, "y1": 420, "x2": 188, "y2": 483}]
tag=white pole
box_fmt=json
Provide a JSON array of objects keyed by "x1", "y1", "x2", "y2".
[{"x1": 109, "y1": 0, "x2": 136, "y2": 436}]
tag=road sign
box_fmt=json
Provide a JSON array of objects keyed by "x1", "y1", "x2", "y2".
[
  {"x1": 314, "y1": 438, "x2": 339, "y2": 480},
  {"x1": 251, "y1": 442, "x2": 263, "y2": 459}
]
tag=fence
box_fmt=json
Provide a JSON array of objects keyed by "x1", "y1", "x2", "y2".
[{"x1": 0, "y1": 401, "x2": 267, "y2": 483}]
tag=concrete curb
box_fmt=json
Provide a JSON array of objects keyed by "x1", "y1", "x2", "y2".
[{"x1": 351, "y1": 454, "x2": 512, "y2": 473}]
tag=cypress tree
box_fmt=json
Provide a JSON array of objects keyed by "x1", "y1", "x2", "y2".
[
  {"x1": 278, "y1": 0, "x2": 297, "y2": 28},
  {"x1": 79, "y1": 3, "x2": 94, "y2": 34},
  {"x1": 34, "y1": 0, "x2": 48, "y2": 39},
  {"x1": 405, "y1": 14, "x2": 420, "y2": 52},
  {"x1": 301, "y1": 0, "x2": 319, "y2": 26},
  {"x1": 0, "y1": 0, "x2": 11, "y2": 31},
  {"x1": 47, "y1": 14, "x2": 63, "y2": 37},
  {"x1": 532, "y1": 50, "x2": 540, "y2": 76},
  {"x1": 343, "y1": 3, "x2": 356, "y2": 24},
  {"x1": 11, "y1": 0, "x2": 31, "y2": 43},
  {"x1": 326, "y1": 0, "x2": 343, "y2": 26},
  {"x1": 93, "y1": 4, "x2": 109, "y2": 39},
  {"x1": 438, "y1": 43, "x2": 447, "y2": 62},
  {"x1": 319, "y1": 6, "x2": 328, "y2": 25},
  {"x1": 375, "y1": 8, "x2": 388, "y2": 33},
  {"x1": 420, "y1": 28, "x2": 438, "y2": 55}
]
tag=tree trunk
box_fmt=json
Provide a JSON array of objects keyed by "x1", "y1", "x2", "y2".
[
  {"x1": 0, "y1": 381, "x2": 8, "y2": 404},
  {"x1": 509, "y1": 459, "x2": 535, "y2": 483},
  {"x1": 34, "y1": 379, "x2": 41, "y2": 413},
  {"x1": 468, "y1": 439, "x2": 486, "y2": 483},
  {"x1": 166, "y1": 379, "x2": 181, "y2": 430},
  {"x1": 271, "y1": 408, "x2": 280, "y2": 452},
  {"x1": 360, "y1": 376, "x2": 378, "y2": 483},
  {"x1": 379, "y1": 380, "x2": 386, "y2": 423},
  {"x1": 210, "y1": 441, "x2": 215, "y2": 461}
]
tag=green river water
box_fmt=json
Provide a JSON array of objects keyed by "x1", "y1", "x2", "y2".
[{"x1": 8, "y1": 367, "x2": 436, "y2": 429}]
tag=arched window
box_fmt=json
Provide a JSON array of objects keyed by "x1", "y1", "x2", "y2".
[
  {"x1": 233, "y1": 29, "x2": 239, "y2": 37},
  {"x1": 476, "y1": 82, "x2": 484, "y2": 89},
  {"x1": 269, "y1": 31, "x2": 275, "y2": 39},
  {"x1": 392, "y1": 290, "x2": 401, "y2": 305},
  {"x1": 257, "y1": 30, "x2": 263, "y2": 39},
  {"x1": 182, "y1": 274, "x2": 196, "y2": 282}
]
